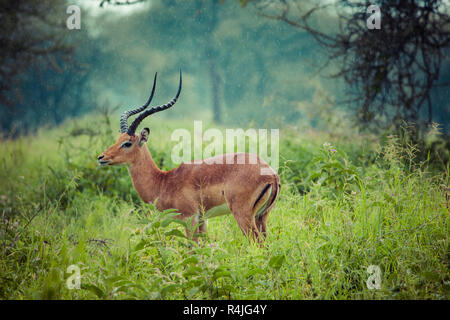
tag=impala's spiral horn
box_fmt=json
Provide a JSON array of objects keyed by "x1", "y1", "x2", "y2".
[
  {"x1": 120, "y1": 73, "x2": 158, "y2": 133},
  {"x1": 126, "y1": 70, "x2": 182, "y2": 137}
]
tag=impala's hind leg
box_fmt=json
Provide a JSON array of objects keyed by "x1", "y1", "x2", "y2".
[
  {"x1": 252, "y1": 185, "x2": 273, "y2": 239},
  {"x1": 254, "y1": 191, "x2": 274, "y2": 238},
  {"x1": 255, "y1": 210, "x2": 270, "y2": 238},
  {"x1": 254, "y1": 181, "x2": 280, "y2": 239},
  {"x1": 226, "y1": 195, "x2": 261, "y2": 241},
  {"x1": 232, "y1": 211, "x2": 261, "y2": 241}
]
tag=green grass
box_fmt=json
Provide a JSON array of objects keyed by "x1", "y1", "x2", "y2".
[{"x1": 0, "y1": 112, "x2": 448, "y2": 299}]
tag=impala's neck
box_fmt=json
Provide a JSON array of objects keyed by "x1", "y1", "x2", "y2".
[{"x1": 128, "y1": 147, "x2": 164, "y2": 204}]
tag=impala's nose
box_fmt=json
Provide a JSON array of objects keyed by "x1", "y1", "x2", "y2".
[{"x1": 97, "y1": 154, "x2": 110, "y2": 165}]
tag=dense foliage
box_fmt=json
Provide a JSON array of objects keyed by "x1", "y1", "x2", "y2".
[{"x1": 0, "y1": 113, "x2": 448, "y2": 299}]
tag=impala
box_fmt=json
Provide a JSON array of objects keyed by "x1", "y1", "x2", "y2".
[{"x1": 97, "y1": 71, "x2": 280, "y2": 241}]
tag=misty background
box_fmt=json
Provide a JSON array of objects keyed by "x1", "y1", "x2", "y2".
[{"x1": 0, "y1": 0, "x2": 449, "y2": 137}]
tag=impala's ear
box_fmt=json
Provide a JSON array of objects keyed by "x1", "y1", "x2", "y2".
[{"x1": 139, "y1": 128, "x2": 149, "y2": 146}]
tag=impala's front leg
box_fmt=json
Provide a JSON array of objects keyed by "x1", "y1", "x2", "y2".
[{"x1": 181, "y1": 210, "x2": 206, "y2": 242}]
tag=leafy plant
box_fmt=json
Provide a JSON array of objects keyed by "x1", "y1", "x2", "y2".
[{"x1": 307, "y1": 142, "x2": 361, "y2": 197}]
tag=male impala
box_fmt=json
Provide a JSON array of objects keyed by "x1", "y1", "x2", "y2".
[{"x1": 98, "y1": 71, "x2": 280, "y2": 241}]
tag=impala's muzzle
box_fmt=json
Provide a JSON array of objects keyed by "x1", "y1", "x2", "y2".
[{"x1": 97, "y1": 154, "x2": 110, "y2": 166}]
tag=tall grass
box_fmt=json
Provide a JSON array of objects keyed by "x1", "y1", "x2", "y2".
[{"x1": 0, "y1": 111, "x2": 448, "y2": 299}]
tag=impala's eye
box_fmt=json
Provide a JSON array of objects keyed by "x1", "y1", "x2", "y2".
[{"x1": 121, "y1": 141, "x2": 133, "y2": 148}]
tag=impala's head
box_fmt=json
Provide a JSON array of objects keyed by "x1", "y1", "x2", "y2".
[{"x1": 97, "y1": 70, "x2": 182, "y2": 166}]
